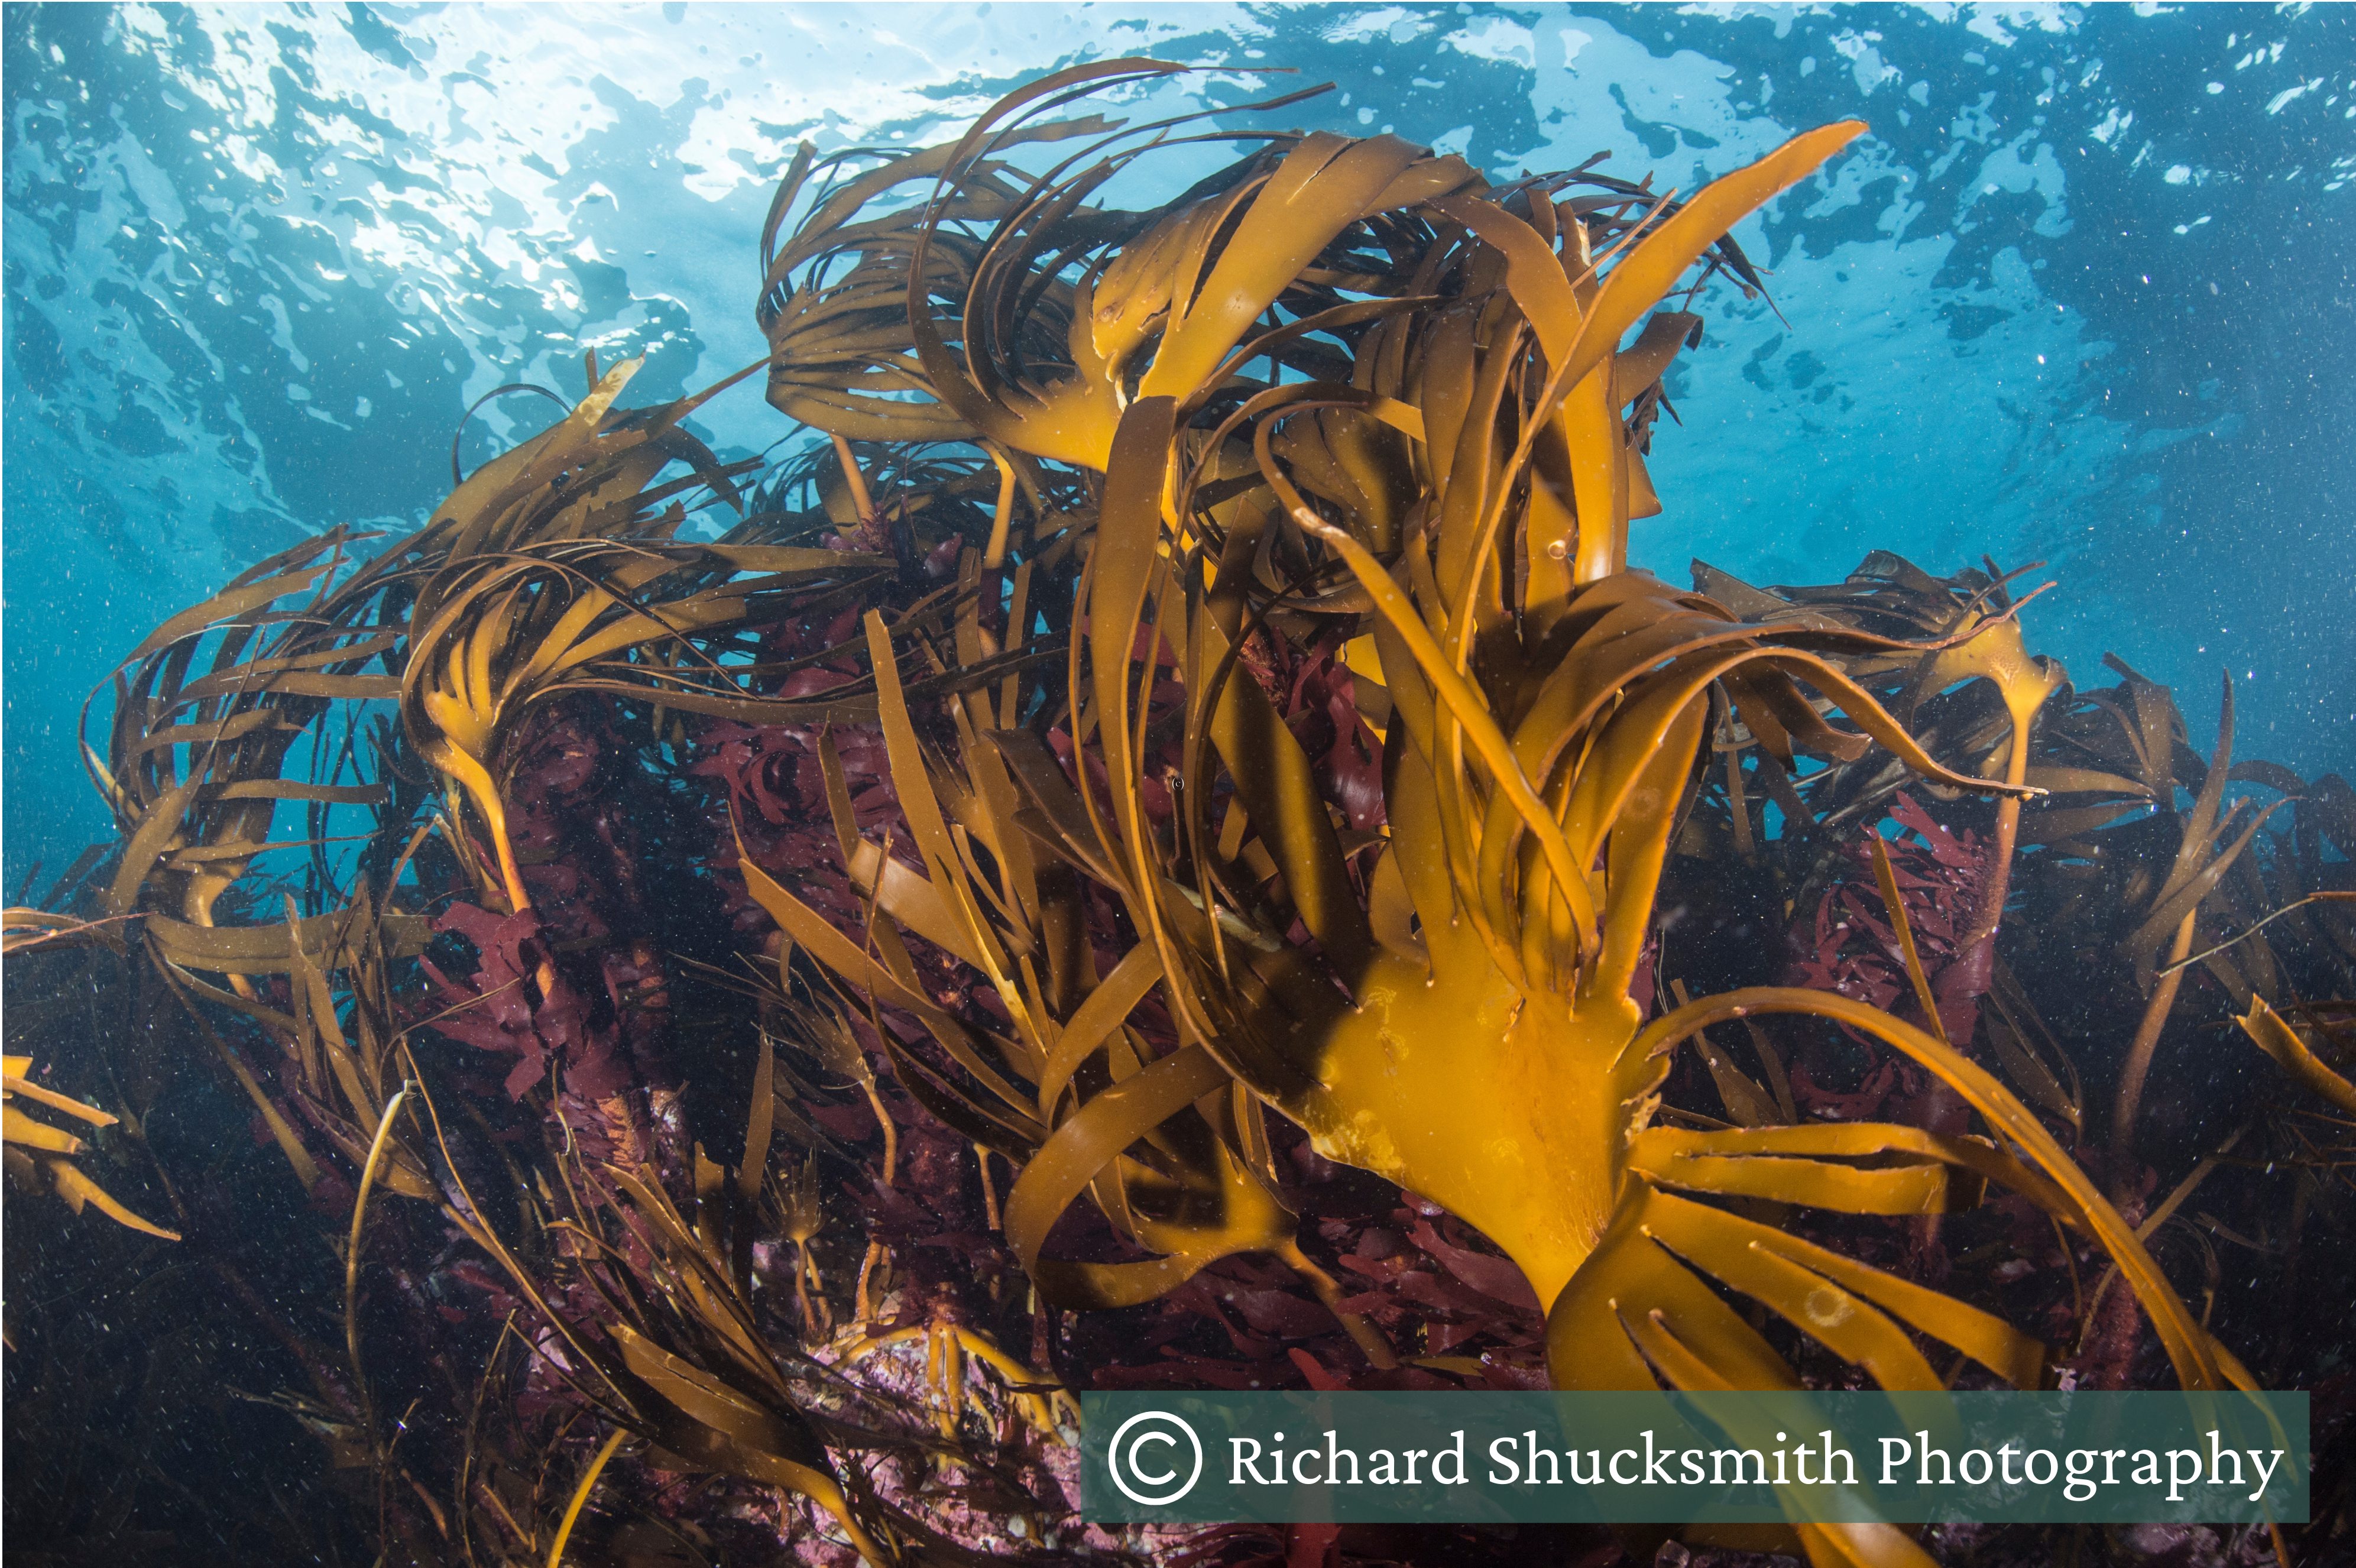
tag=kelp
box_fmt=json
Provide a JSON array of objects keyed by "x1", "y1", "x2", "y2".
[
  {"x1": 1690, "y1": 553, "x2": 2064, "y2": 933},
  {"x1": 2, "y1": 1053, "x2": 179, "y2": 1242},
  {"x1": 7, "y1": 59, "x2": 2352, "y2": 1568},
  {"x1": 739, "y1": 67, "x2": 2275, "y2": 1567},
  {"x1": 734, "y1": 602, "x2": 1380, "y2": 1346}
]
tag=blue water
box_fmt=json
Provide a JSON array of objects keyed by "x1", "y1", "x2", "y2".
[{"x1": 6, "y1": 3, "x2": 2352, "y2": 887}]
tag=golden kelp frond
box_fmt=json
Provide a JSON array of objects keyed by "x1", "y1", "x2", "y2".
[
  {"x1": 85, "y1": 351, "x2": 754, "y2": 943},
  {"x1": 761, "y1": 56, "x2": 1783, "y2": 503},
  {"x1": 1694, "y1": 549, "x2": 2037, "y2": 647},
  {"x1": 761, "y1": 59, "x2": 1356, "y2": 464},
  {"x1": 402, "y1": 537, "x2": 889, "y2": 915},
  {"x1": 1023, "y1": 114, "x2": 2028, "y2": 1313},
  {"x1": 1692, "y1": 553, "x2": 2065, "y2": 906},
  {"x1": 1191, "y1": 562, "x2": 2050, "y2": 1305},
  {"x1": 2, "y1": 1054, "x2": 180, "y2": 1241},
  {"x1": 1, "y1": 906, "x2": 132, "y2": 956},
  {"x1": 2021, "y1": 661, "x2": 2353, "y2": 1001},
  {"x1": 385, "y1": 355, "x2": 931, "y2": 922},
  {"x1": 2167, "y1": 873, "x2": 2356, "y2": 1012},
  {"x1": 2109, "y1": 677, "x2": 2286, "y2": 985},
  {"x1": 2007, "y1": 667, "x2": 2296, "y2": 1149},
  {"x1": 746, "y1": 88, "x2": 2145, "y2": 1381},
  {"x1": 754, "y1": 80, "x2": 1146, "y2": 445},
  {"x1": 403, "y1": 352, "x2": 755, "y2": 570},
  {"x1": 854, "y1": 91, "x2": 2240, "y2": 1494},
  {"x1": 276, "y1": 893, "x2": 435, "y2": 1201},
  {"x1": 737, "y1": 592, "x2": 1386, "y2": 1350},
  {"x1": 2238, "y1": 994, "x2": 2356, "y2": 1116},
  {"x1": 913, "y1": 98, "x2": 1478, "y2": 471},
  {"x1": 86, "y1": 527, "x2": 402, "y2": 934},
  {"x1": 83, "y1": 503, "x2": 482, "y2": 996},
  {"x1": 2018, "y1": 651, "x2": 2214, "y2": 855},
  {"x1": 1618, "y1": 987, "x2": 2240, "y2": 1395},
  {"x1": 408, "y1": 1072, "x2": 892, "y2": 1565}
]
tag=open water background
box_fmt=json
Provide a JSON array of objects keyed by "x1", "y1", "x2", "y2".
[{"x1": 5, "y1": 2, "x2": 2353, "y2": 886}]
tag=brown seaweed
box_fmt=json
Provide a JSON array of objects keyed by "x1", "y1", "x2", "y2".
[{"x1": 5, "y1": 61, "x2": 2352, "y2": 1568}]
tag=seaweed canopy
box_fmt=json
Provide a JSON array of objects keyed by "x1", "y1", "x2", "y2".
[
  {"x1": 2002, "y1": 655, "x2": 2356, "y2": 1151},
  {"x1": 754, "y1": 58, "x2": 2247, "y2": 1472},
  {"x1": 30, "y1": 54, "x2": 2354, "y2": 1568}
]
